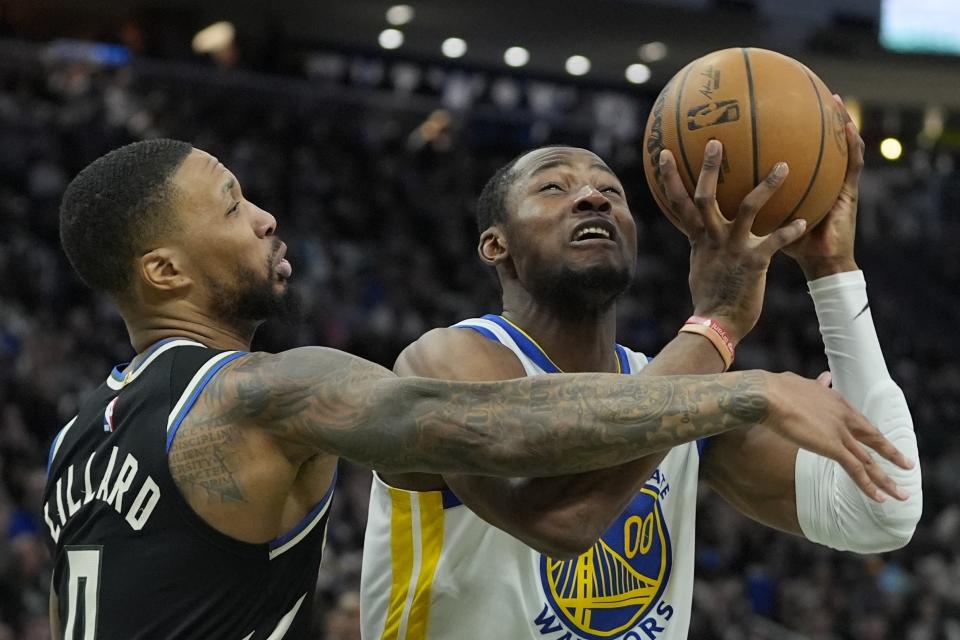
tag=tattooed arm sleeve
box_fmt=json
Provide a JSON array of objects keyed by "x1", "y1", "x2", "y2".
[{"x1": 210, "y1": 346, "x2": 770, "y2": 476}]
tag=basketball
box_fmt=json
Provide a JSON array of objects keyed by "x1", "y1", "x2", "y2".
[{"x1": 643, "y1": 47, "x2": 848, "y2": 236}]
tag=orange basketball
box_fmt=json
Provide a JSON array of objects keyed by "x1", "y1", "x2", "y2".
[{"x1": 642, "y1": 47, "x2": 848, "y2": 236}]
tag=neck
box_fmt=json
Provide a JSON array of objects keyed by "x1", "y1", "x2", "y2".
[
  {"x1": 501, "y1": 286, "x2": 619, "y2": 373},
  {"x1": 121, "y1": 306, "x2": 257, "y2": 355}
]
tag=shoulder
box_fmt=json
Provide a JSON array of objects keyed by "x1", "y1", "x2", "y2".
[
  {"x1": 221, "y1": 347, "x2": 393, "y2": 387},
  {"x1": 395, "y1": 327, "x2": 524, "y2": 381}
]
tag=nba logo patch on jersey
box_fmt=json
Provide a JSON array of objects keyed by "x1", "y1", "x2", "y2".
[
  {"x1": 103, "y1": 396, "x2": 118, "y2": 432},
  {"x1": 538, "y1": 485, "x2": 672, "y2": 639}
]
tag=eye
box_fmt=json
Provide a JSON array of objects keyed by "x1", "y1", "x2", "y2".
[
  {"x1": 601, "y1": 186, "x2": 622, "y2": 196},
  {"x1": 227, "y1": 201, "x2": 240, "y2": 215},
  {"x1": 539, "y1": 183, "x2": 563, "y2": 192}
]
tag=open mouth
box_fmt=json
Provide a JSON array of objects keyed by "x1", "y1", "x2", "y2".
[{"x1": 570, "y1": 219, "x2": 617, "y2": 244}]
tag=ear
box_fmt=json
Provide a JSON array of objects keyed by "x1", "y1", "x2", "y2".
[
  {"x1": 137, "y1": 248, "x2": 192, "y2": 293},
  {"x1": 478, "y1": 227, "x2": 510, "y2": 266}
]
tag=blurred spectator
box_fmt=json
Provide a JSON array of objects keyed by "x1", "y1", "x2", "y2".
[{"x1": 324, "y1": 592, "x2": 361, "y2": 640}]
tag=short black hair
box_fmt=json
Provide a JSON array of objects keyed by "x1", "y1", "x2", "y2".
[
  {"x1": 60, "y1": 139, "x2": 193, "y2": 295},
  {"x1": 476, "y1": 144, "x2": 571, "y2": 233}
]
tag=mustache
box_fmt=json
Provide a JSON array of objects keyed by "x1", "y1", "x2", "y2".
[{"x1": 269, "y1": 238, "x2": 284, "y2": 262}]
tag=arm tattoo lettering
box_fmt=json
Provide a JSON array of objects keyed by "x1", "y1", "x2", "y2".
[{"x1": 168, "y1": 417, "x2": 248, "y2": 504}]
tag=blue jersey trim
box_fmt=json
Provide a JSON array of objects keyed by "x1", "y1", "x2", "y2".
[
  {"x1": 112, "y1": 337, "x2": 188, "y2": 382},
  {"x1": 456, "y1": 324, "x2": 499, "y2": 343},
  {"x1": 442, "y1": 487, "x2": 463, "y2": 509},
  {"x1": 697, "y1": 438, "x2": 711, "y2": 456},
  {"x1": 464, "y1": 315, "x2": 633, "y2": 376},
  {"x1": 165, "y1": 351, "x2": 247, "y2": 453},
  {"x1": 482, "y1": 315, "x2": 561, "y2": 374},
  {"x1": 46, "y1": 430, "x2": 66, "y2": 476},
  {"x1": 269, "y1": 470, "x2": 338, "y2": 550},
  {"x1": 615, "y1": 344, "x2": 632, "y2": 374}
]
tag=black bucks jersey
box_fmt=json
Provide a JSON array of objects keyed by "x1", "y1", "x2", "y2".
[{"x1": 42, "y1": 338, "x2": 335, "y2": 640}]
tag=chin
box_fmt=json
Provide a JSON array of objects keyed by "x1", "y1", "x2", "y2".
[{"x1": 528, "y1": 264, "x2": 632, "y2": 317}]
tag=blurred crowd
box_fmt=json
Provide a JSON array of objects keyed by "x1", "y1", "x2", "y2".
[{"x1": 0, "y1": 48, "x2": 959, "y2": 640}]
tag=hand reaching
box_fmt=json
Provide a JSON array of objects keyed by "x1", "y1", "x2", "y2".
[{"x1": 761, "y1": 370, "x2": 913, "y2": 502}]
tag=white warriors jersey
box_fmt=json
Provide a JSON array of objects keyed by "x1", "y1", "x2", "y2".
[{"x1": 361, "y1": 314, "x2": 706, "y2": 640}]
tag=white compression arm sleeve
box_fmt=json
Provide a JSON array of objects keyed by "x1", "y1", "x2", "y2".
[{"x1": 795, "y1": 270, "x2": 922, "y2": 553}]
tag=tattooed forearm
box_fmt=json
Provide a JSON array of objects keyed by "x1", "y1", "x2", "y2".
[{"x1": 205, "y1": 347, "x2": 772, "y2": 477}]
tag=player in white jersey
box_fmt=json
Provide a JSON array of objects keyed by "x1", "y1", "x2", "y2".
[{"x1": 362, "y1": 106, "x2": 922, "y2": 639}]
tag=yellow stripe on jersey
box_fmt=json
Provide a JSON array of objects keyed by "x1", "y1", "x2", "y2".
[
  {"x1": 498, "y1": 316, "x2": 564, "y2": 372},
  {"x1": 406, "y1": 492, "x2": 444, "y2": 639},
  {"x1": 381, "y1": 489, "x2": 414, "y2": 640}
]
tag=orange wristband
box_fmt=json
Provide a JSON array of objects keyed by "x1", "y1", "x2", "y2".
[{"x1": 678, "y1": 316, "x2": 736, "y2": 370}]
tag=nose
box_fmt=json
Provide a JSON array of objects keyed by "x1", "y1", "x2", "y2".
[
  {"x1": 574, "y1": 186, "x2": 611, "y2": 214},
  {"x1": 252, "y1": 204, "x2": 277, "y2": 238}
]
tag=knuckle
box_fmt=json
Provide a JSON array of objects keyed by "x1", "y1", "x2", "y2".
[
  {"x1": 664, "y1": 191, "x2": 685, "y2": 209},
  {"x1": 701, "y1": 157, "x2": 721, "y2": 171},
  {"x1": 736, "y1": 201, "x2": 757, "y2": 218},
  {"x1": 763, "y1": 173, "x2": 782, "y2": 189},
  {"x1": 692, "y1": 195, "x2": 713, "y2": 209}
]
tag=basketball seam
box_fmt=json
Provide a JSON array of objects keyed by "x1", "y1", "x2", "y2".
[
  {"x1": 781, "y1": 68, "x2": 827, "y2": 226},
  {"x1": 741, "y1": 48, "x2": 759, "y2": 188},
  {"x1": 674, "y1": 63, "x2": 698, "y2": 189}
]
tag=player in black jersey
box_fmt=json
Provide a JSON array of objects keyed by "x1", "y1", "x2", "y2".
[{"x1": 43, "y1": 139, "x2": 909, "y2": 639}]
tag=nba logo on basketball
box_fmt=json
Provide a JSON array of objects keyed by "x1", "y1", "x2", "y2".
[
  {"x1": 686, "y1": 100, "x2": 741, "y2": 130},
  {"x1": 536, "y1": 483, "x2": 673, "y2": 639}
]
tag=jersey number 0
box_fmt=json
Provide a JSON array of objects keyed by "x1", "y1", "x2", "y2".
[{"x1": 63, "y1": 546, "x2": 102, "y2": 640}]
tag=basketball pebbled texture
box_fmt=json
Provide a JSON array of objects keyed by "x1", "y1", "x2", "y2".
[{"x1": 643, "y1": 47, "x2": 848, "y2": 236}]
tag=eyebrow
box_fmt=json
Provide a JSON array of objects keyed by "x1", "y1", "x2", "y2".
[
  {"x1": 528, "y1": 159, "x2": 617, "y2": 180},
  {"x1": 222, "y1": 178, "x2": 235, "y2": 195}
]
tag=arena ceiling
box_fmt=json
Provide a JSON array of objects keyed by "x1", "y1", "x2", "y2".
[{"x1": 10, "y1": 0, "x2": 960, "y2": 107}]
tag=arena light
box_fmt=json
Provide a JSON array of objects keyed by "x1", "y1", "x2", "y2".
[
  {"x1": 386, "y1": 5, "x2": 414, "y2": 26},
  {"x1": 503, "y1": 46, "x2": 530, "y2": 68},
  {"x1": 625, "y1": 63, "x2": 651, "y2": 84},
  {"x1": 192, "y1": 21, "x2": 235, "y2": 54},
  {"x1": 638, "y1": 41, "x2": 668, "y2": 62},
  {"x1": 379, "y1": 28, "x2": 404, "y2": 50},
  {"x1": 565, "y1": 55, "x2": 591, "y2": 76},
  {"x1": 880, "y1": 137, "x2": 903, "y2": 160},
  {"x1": 442, "y1": 37, "x2": 467, "y2": 59}
]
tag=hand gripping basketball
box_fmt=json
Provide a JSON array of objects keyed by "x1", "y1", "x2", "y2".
[
  {"x1": 643, "y1": 47, "x2": 848, "y2": 236},
  {"x1": 656, "y1": 139, "x2": 807, "y2": 343},
  {"x1": 783, "y1": 95, "x2": 864, "y2": 280}
]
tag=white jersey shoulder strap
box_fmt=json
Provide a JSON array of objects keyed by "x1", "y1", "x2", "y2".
[{"x1": 453, "y1": 314, "x2": 648, "y2": 376}]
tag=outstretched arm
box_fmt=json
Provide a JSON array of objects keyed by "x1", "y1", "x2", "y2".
[
  {"x1": 209, "y1": 342, "x2": 899, "y2": 482},
  {"x1": 215, "y1": 345, "x2": 769, "y2": 477}
]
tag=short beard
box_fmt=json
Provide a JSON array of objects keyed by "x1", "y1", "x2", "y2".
[
  {"x1": 523, "y1": 263, "x2": 631, "y2": 321},
  {"x1": 206, "y1": 264, "x2": 299, "y2": 334}
]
